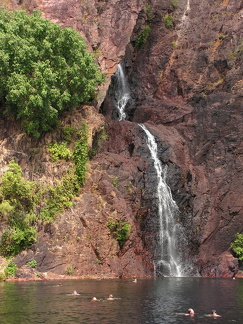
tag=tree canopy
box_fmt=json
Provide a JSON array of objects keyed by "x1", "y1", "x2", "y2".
[
  {"x1": 231, "y1": 233, "x2": 243, "y2": 262},
  {"x1": 0, "y1": 9, "x2": 104, "y2": 137}
]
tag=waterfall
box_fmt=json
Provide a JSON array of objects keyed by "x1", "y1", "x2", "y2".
[
  {"x1": 177, "y1": 0, "x2": 191, "y2": 39},
  {"x1": 110, "y1": 62, "x2": 192, "y2": 276},
  {"x1": 181, "y1": 0, "x2": 191, "y2": 23},
  {"x1": 139, "y1": 124, "x2": 188, "y2": 277},
  {"x1": 114, "y1": 63, "x2": 130, "y2": 121}
]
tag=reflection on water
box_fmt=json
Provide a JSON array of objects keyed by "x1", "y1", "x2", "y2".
[{"x1": 0, "y1": 278, "x2": 242, "y2": 323}]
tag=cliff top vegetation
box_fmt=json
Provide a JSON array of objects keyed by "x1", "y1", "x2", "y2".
[{"x1": 0, "y1": 9, "x2": 104, "y2": 137}]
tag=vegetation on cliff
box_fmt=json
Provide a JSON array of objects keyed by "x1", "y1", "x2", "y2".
[
  {"x1": 0, "y1": 123, "x2": 92, "y2": 257},
  {"x1": 108, "y1": 220, "x2": 131, "y2": 247},
  {"x1": 0, "y1": 161, "x2": 37, "y2": 256},
  {"x1": 0, "y1": 10, "x2": 106, "y2": 260},
  {"x1": 231, "y1": 234, "x2": 243, "y2": 262},
  {"x1": 0, "y1": 9, "x2": 104, "y2": 137}
]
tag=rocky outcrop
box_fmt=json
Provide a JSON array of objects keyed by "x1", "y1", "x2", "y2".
[{"x1": 0, "y1": 0, "x2": 242, "y2": 278}]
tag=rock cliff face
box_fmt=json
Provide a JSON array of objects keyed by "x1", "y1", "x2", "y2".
[
  {"x1": 0, "y1": 0, "x2": 242, "y2": 278},
  {"x1": 101, "y1": 0, "x2": 243, "y2": 277}
]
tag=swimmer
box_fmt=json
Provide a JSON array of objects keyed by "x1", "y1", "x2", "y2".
[
  {"x1": 107, "y1": 294, "x2": 115, "y2": 300},
  {"x1": 72, "y1": 290, "x2": 79, "y2": 295},
  {"x1": 92, "y1": 297, "x2": 99, "y2": 301},
  {"x1": 185, "y1": 308, "x2": 195, "y2": 316},
  {"x1": 206, "y1": 310, "x2": 221, "y2": 317},
  {"x1": 133, "y1": 278, "x2": 137, "y2": 283}
]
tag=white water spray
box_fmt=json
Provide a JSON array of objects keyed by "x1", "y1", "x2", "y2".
[
  {"x1": 181, "y1": 0, "x2": 190, "y2": 23},
  {"x1": 177, "y1": 0, "x2": 191, "y2": 39},
  {"x1": 139, "y1": 124, "x2": 188, "y2": 277},
  {"x1": 114, "y1": 63, "x2": 130, "y2": 121}
]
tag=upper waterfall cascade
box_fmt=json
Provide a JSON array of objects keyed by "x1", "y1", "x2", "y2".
[
  {"x1": 177, "y1": 0, "x2": 191, "y2": 39},
  {"x1": 181, "y1": 0, "x2": 191, "y2": 23},
  {"x1": 114, "y1": 63, "x2": 130, "y2": 121}
]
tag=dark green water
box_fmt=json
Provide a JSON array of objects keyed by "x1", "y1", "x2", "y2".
[{"x1": 0, "y1": 277, "x2": 242, "y2": 323}]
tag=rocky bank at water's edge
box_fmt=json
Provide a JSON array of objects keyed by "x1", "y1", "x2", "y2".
[{"x1": 0, "y1": 0, "x2": 242, "y2": 279}]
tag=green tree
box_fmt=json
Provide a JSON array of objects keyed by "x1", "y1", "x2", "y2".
[
  {"x1": 231, "y1": 233, "x2": 243, "y2": 262},
  {"x1": 1, "y1": 161, "x2": 36, "y2": 213},
  {"x1": 0, "y1": 161, "x2": 37, "y2": 256},
  {"x1": 0, "y1": 9, "x2": 104, "y2": 137}
]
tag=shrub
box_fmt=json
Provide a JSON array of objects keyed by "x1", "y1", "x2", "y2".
[
  {"x1": 231, "y1": 233, "x2": 243, "y2": 261},
  {"x1": 4, "y1": 261, "x2": 18, "y2": 278},
  {"x1": 61, "y1": 126, "x2": 76, "y2": 143},
  {"x1": 0, "y1": 161, "x2": 37, "y2": 229},
  {"x1": 0, "y1": 9, "x2": 104, "y2": 137},
  {"x1": 144, "y1": 5, "x2": 151, "y2": 16},
  {"x1": 108, "y1": 220, "x2": 131, "y2": 247},
  {"x1": 170, "y1": 0, "x2": 178, "y2": 9},
  {"x1": 112, "y1": 176, "x2": 118, "y2": 187},
  {"x1": 144, "y1": 5, "x2": 154, "y2": 23},
  {"x1": 171, "y1": 41, "x2": 177, "y2": 48},
  {"x1": 66, "y1": 265, "x2": 73, "y2": 276},
  {"x1": 135, "y1": 25, "x2": 151, "y2": 49},
  {"x1": 0, "y1": 161, "x2": 38, "y2": 256},
  {"x1": 163, "y1": 14, "x2": 174, "y2": 29},
  {"x1": 40, "y1": 185, "x2": 70, "y2": 221},
  {"x1": 1, "y1": 161, "x2": 36, "y2": 212},
  {"x1": 0, "y1": 226, "x2": 37, "y2": 257},
  {"x1": 48, "y1": 142, "x2": 72, "y2": 162},
  {"x1": 73, "y1": 124, "x2": 89, "y2": 186},
  {"x1": 108, "y1": 220, "x2": 115, "y2": 231},
  {"x1": 39, "y1": 166, "x2": 80, "y2": 222},
  {"x1": 0, "y1": 200, "x2": 14, "y2": 220},
  {"x1": 27, "y1": 260, "x2": 37, "y2": 268}
]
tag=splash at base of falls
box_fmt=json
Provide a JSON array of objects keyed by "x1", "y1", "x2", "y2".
[{"x1": 117, "y1": 93, "x2": 130, "y2": 121}]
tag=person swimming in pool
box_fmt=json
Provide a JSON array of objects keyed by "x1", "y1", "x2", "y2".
[
  {"x1": 206, "y1": 310, "x2": 221, "y2": 317},
  {"x1": 185, "y1": 308, "x2": 195, "y2": 316},
  {"x1": 107, "y1": 294, "x2": 115, "y2": 300},
  {"x1": 92, "y1": 297, "x2": 100, "y2": 301}
]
